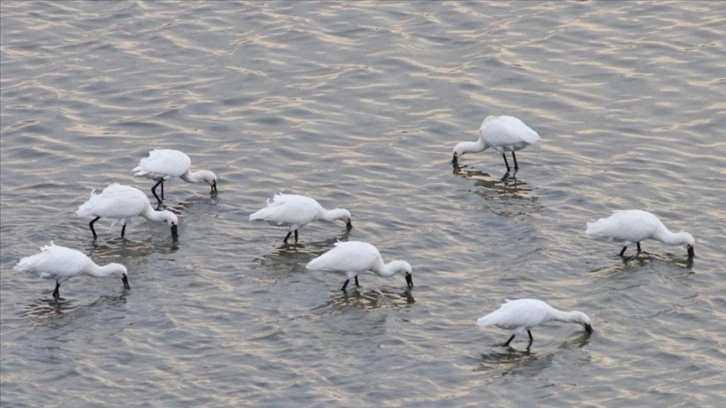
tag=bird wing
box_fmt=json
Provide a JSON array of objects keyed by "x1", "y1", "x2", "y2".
[
  {"x1": 586, "y1": 210, "x2": 657, "y2": 242},
  {"x1": 77, "y1": 184, "x2": 147, "y2": 219},
  {"x1": 249, "y1": 194, "x2": 319, "y2": 225},
  {"x1": 305, "y1": 242, "x2": 380, "y2": 272},
  {"x1": 480, "y1": 116, "x2": 541, "y2": 146},
  {"x1": 134, "y1": 149, "x2": 190, "y2": 178},
  {"x1": 14, "y1": 244, "x2": 89, "y2": 279}
]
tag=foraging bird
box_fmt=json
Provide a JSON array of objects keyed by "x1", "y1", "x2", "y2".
[
  {"x1": 305, "y1": 241, "x2": 413, "y2": 291},
  {"x1": 452, "y1": 115, "x2": 541, "y2": 171},
  {"x1": 77, "y1": 183, "x2": 179, "y2": 239},
  {"x1": 585, "y1": 209, "x2": 695, "y2": 258},
  {"x1": 249, "y1": 193, "x2": 352, "y2": 244},
  {"x1": 133, "y1": 149, "x2": 217, "y2": 205},
  {"x1": 14, "y1": 242, "x2": 129, "y2": 299},
  {"x1": 476, "y1": 299, "x2": 593, "y2": 348}
]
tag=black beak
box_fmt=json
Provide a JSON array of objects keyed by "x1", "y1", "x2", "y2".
[
  {"x1": 584, "y1": 323, "x2": 593, "y2": 334},
  {"x1": 687, "y1": 245, "x2": 695, "y2": 258},
  {"x1": 346, "y1": 220, "x2": 353, "y2": 230},
  {"x1": 451, "y1": 154, "x2": 458, "y2": 166},
  {"x1": 171, "y1": 224, "x2": 179, "y2": 239},
  {"x1": 405, "y1": 272, "x2": 413, "y2": 289},
  {"x1": 211, "y1": 180, "x2": 217, "y2": 194},
  {"x1": 122, "y1": 275, "x2": 130, "y2": 290}
]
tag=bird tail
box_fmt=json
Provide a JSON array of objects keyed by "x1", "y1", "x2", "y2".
[
  {"x1": 132, "y1": 165, "x2": 149, "y2": 177},
  {"x1": 585, "y1": 218, "x2": 609, "y2": 238},
  {"x1": 476, "y1": 311, "x2": 497, "y2": 327},
  {"x1": 249, "y1": 194, "x2": 286, "y2": 221}
]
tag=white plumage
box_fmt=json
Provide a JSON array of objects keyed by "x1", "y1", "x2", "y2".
[
  {"x1": 476, "y1": 299, "x2": 593, "y2": 348},
  {"x1": 305, "y1": 241, "x2": 413, "y2": 291},
  {"x1": 133, "y1": 149, "x2": 217, "y2": 205},
  {"x1": 77, "y1": 183, "x2": 179, "y2": 239},
  {"x1": 13, "y1": 242, "x2": 129, "y2": 299},
  {"x1": 249, "y1": 194, "x2": 352, "y2": 244},
  {"x1": 585, "y1": 209, "x2": 695, "y2": 257},
  {"x1": 453, "y1": 115, "x2": 541, "y2": 171}
]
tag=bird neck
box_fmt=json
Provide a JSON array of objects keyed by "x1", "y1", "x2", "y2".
[
  {"x1": 180, "y1": 169, "x2": 214, "y2": 184},
  {"x1": 551, "y1": 310, "x2": 587, "y2": 325},
  {"x1": 653, "y1": 228, "x2": 689, "y2": 246},
  {"x1": 87, "y1": 262, "x2": 126, "y2": 278},
  {"x1": 375, "y1": 260, "x2": 407, "y2": 277},
  {"x1": 455, "y1": 138, "x2": 488, "y2": 155},
  {"x1": 142, "y1": 204, "x2": 175, "y2": 224},
  {"x1": 319, "y1": 208, "x2": 349, "y2": 223}
]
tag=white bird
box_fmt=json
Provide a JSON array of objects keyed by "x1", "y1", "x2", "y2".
[
  {"x1": 77, "y1": 183, "x2": 179, "y2": 239},
  {"x1": 476, "y1": 299, "x2": 593, "y2": 349},
  {"x1": 133, "y1": 149, "x2": 217, "y2": 205},
  {"x1": 305, "y1": 241, "x2": 413, "y2": 291},
  {"x1": 585, "y1": 209, "x2": 695, "y2": 258},
  {"x1": 249, "y1": 193, "x2": 352, "y2": 244},
  {"x1": 453, "y1": 115, "x2": 541, "y2": 171},
  {"x1": 13, "y1": 242, "x2": 129, "y2": 299}
]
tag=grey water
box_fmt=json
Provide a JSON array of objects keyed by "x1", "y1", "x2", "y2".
[{"x1": 1, "y1": 1, "x2": 725, "y2": 407}]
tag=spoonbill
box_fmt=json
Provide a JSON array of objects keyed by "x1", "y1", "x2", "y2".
[
  {"x1": 77, "y1": 183, "x2": 179, "y2": 239},
  {"x1": 14, "y1": 242, "x2": 129, "y2": 299},
  {"x1": 305, "y1": 241, "x2": 413, "y2": 291},
  {"x1": 133, "y1": 149, "x2": 217, "y2": 205},
  {"x1": 453, "y1": 115, "x2": 541, "y2": 171},
  {"x1": 476, "y1": 299, "x2": 593, "y2": 348},
  {"x1": 585, "y1": 209, "x2": 695, "y2": 258},
  {"x1": 249, "y1": 193, "x2": 352, "y2": 244}
]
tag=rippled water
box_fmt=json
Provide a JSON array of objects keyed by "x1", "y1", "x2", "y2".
[{"x1": 2, "y1": 1, "x2": 725, "y2": 406}]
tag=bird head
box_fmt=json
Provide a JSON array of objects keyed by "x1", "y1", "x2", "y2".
[{"x1": 388, "y1": 260, "x2": 413, "y2": 288}]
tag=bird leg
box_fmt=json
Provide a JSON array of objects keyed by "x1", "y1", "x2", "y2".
[
  {"x1": 619, "y1": 246, "x2": 628, "y2": 257},
  {"x1": 636, "y1": 242, "x2": 642, "y2": 253},
  {"x1": 89, "y1": 216, "x2": 101, "y2": 239},
  {"x1": 355, "y1": 276, "x2": 360, "y2": 287},
  {"x1": 283, "y1": 231, "x2": 292, "y2": 244},
  {"x1": 121, "y1": 224, "x2": 126, "y2": 238},
  {"x1": 501, "y1": 154, "x2": 511, "y2": 171},
  {"x1": 151, "y1": 179, "x2": 164, "y2": 205},
  {"x1": 52, "y1": 280, "x2": 61, "y2": 299},
  {"x1": 511, "y1": 152, "x2": 519, "y2": 169},
  {"x1": 294, "y1": 229, "x2": 299, "y2": 243},
  {"x1": 504, "y1": 334, "x2": 516, "y2": 347},
  {"x1": 527, "y1": 330, "x2": 534, "y2": 348},
  {"x1": 341, "y1": 279, "x2": 350, "y2": 291}
]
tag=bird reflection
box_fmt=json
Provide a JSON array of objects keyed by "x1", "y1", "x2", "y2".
[
  {"x1": 453, "y1": 162, "x2": 533, "y2": 201},
  {"x1": 313, "y1": 288, "x2": 415, "y2": 314}
]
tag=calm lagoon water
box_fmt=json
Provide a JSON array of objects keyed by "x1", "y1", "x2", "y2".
[{"x1": 1, "y1": 1, "x2": 725, "y2": 407}]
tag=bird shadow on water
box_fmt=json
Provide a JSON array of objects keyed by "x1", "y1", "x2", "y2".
[
  {"x1": 473, "y1": 332, "x2": 591, "y2": 378},
  {"x1": 312, "y1": 287, "x2": 415, "y2": 315},
  {"x1": 590, "y1": 251, "x2": 694, "y2": 279},
  {"x1": 20, "y1": 292, "x2": 128, "y2": 321},
  {"x1": 453, "y1": 163, "x2": 540, "y2": 217}
]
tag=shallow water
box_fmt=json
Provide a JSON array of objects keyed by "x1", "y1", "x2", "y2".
[{"x1": 1, "y1": 1, "x2": 725, "y2": 406}]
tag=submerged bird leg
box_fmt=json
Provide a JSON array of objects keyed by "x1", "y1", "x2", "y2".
[
  {"x1": 341, "y1": 279, "x2": 350, "y2": 291},
  {"x1": 637, "y1": 242, "x2": 642, "y2": 253},
  {"x1": 150, "y1": 179, "x2": 164, "y2": 205},
  {"x1": 283, "y1": 231, "x2": 292, "y2": 244},
  {"x1": 619, "y1": 246, "x2": 628, "y2": 257},
  {"x1": 512, "y1": 152, "x2": 519, "y2": 169},
  {"x1": 355, "y1": 276, "x2": 360, "y2": 287},
  {"x1": 89, "y1": 216, "x2": 101, "y2": 239},
  {"x1": 294, "y1": 229, "x2": 299, "y2": 243},
  {"x1": 121, "y1": 224, "x2": 127, "y2": 238},
  {"x1": 501, "y1": 154, "x2": 511, "y2": 171},
  {"x1": 52, "y1": 280, "x2": 61, "y2": 299},
  {"x1": 504, "y1": 334, "x2": 516, "y2": 347}
]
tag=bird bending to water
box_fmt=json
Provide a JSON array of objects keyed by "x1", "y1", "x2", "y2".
[
  {"x1": 306, "y1": 241, "x2": 413, "y2": 291},
  {"x1": 77, "y1": 183, "x2": 179, "y2": 239},
  {"x1": 249, "y1": 193, "x2": 352, "y2": 244},
  {"x1": 453, "y1": 115, "x2": 541, "y2": 171},
  {"x1": 585, "y1": 209, "x2": 695, "y2": 258},
  {"x1": 14, "y1": 242, "x2": 129, "y2": 299},
  {"x1": 476, "y1": 299, "x2": 592, "y2": 349},
  {"x1": 133, "y1": 149, "x2": 217, "y2": 205}
]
